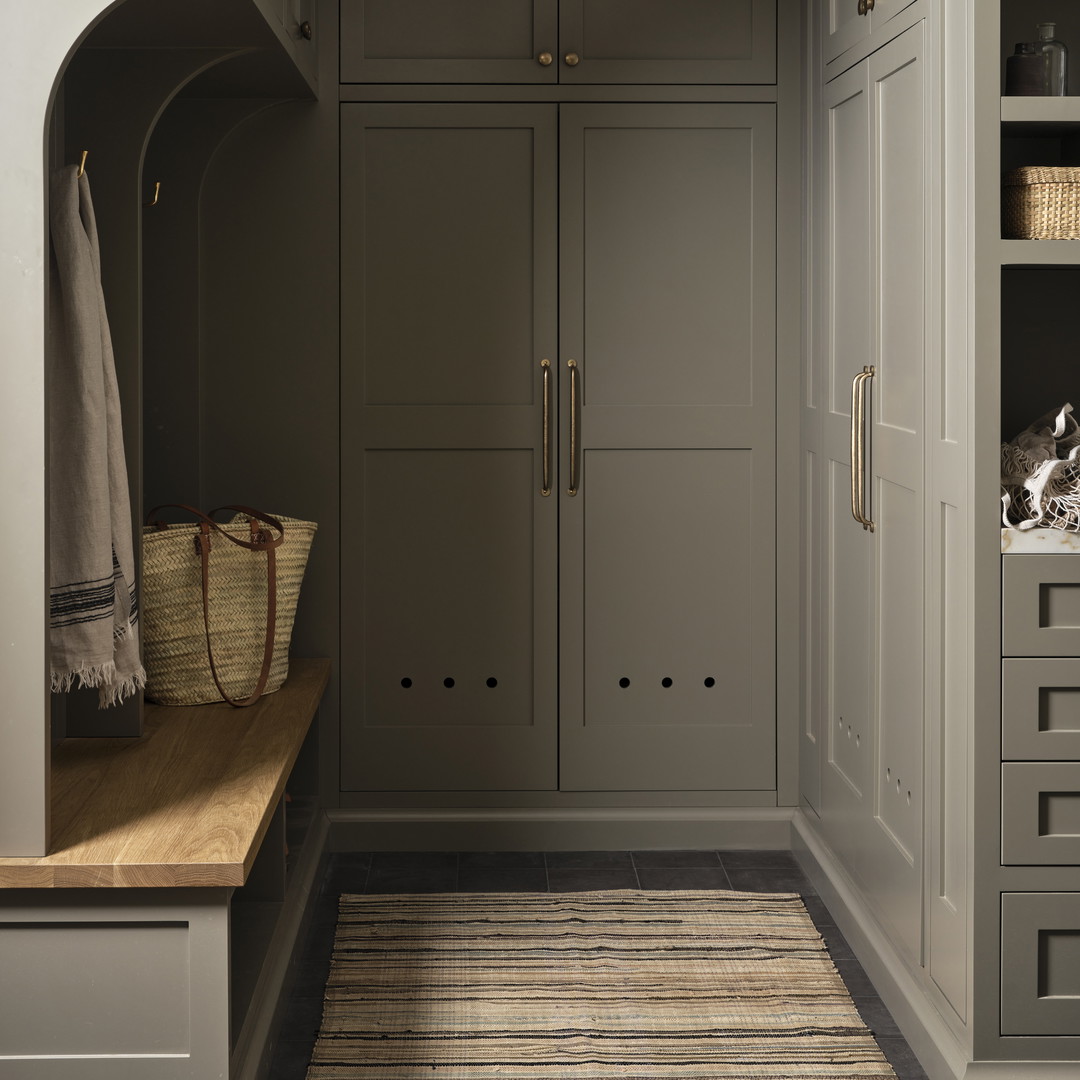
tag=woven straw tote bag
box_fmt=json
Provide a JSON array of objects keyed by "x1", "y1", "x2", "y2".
[{"x1": 141, "y1": 504, "x2": 316, "y2": 706}]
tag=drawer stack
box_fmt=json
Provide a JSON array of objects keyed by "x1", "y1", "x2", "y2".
[{"x1": 1001, "y1": 552, "x2": 1080, "y2": 1036}]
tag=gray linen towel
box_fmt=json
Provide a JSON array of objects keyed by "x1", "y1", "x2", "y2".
[{"x1": 48, "y1": 165, "x2": 145, "y2": 706}]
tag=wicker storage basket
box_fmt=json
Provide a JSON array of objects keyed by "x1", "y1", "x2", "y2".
[
  {"x1": 1003, "y1": 166, "x2": 1080, "y2": 239},
  {"x1": 142, "y1": 509, "x2": 317, "y2": 705}
]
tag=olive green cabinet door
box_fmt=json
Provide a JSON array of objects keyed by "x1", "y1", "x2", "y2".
[
  {"x1": 340, "y1": 0, "x2": 559, "y2": 83},
  {"x1": 558, "y1": 0, "x2": 776, "y2": 84},
  {"x1": 557, "y1": 104, "x2": 777, "y2": 791},
  {"x1": 339, "y1": 104, "x2": 558, "y2": 791}
]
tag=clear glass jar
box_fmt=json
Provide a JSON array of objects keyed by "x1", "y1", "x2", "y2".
[{"x1": 1037, "y1": 22, "x2": 1068, "y2": 96}]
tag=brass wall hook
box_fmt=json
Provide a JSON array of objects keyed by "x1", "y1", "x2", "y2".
[
  {"x1": 77, "y1": 150, "x2": 88, "y2": 177},
  {"x1": 144, "y1": 181, "x2": 161, "y2": 207}
]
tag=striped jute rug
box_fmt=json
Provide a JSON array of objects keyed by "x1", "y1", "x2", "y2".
[{"x1": 307, "y1": 890, "x2": 898, "y2": 1079}]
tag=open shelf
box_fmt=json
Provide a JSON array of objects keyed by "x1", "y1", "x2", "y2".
[
  {"x1": 999, "y1": 238, "x2": 1080, "y2": 265},
  {"x1": 1002, "y1": 96, "x2": 1080, "y2": 130}
]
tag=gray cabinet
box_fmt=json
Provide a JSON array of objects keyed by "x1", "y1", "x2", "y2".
[
  {"x1": 818, "y1": 19, "x2": 928, "y2": 960},
  {"x1": 340, "y1": 0, "x2": 776, "y2": 84},
  {"x1": 339, "y1": 101, "x2": 777, "y2": 794}
]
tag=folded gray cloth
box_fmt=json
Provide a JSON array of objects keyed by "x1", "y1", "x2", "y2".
[{"x1": 48, "y1": 165, "x2": 145, "y2": 706}]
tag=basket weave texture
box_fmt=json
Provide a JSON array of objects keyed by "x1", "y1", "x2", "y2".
[
  {"x1": 141, "y1": 514, "x2": 316, "y2": 705},
  {"x1": 1003, "y1": 166, "x2": 1080, "y2": 239}
]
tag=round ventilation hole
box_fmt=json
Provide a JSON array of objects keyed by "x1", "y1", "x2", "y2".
[
  {"x1": 400, "y1": 677, "x2": 413, "y2": 689},
  {"x1": 444, "y1": 677, "x2": 455, "y2": 689},
  {"x1": 619, "y1": 677, "x2": 631, "y2": 688},
  {"x1": 661, "y1": 677, "x2": 673, "y2": 688},
  {"x1": 486, "y1": 677, "x2": 498, "y2": 688}
]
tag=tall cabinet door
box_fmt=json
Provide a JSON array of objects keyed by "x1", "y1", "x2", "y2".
[
  {"x1": 821, "y1": 22, "x2": 927, "y2": 961},
  {"x1": 339, "y1": 104, "x2": 559, "y2": 791},
  {"x1": 558, "y1": 104, "x2": 777, "y2": 791},
  {"x1": 859, "y1": 21, "x2": 927, "y2": 963}
]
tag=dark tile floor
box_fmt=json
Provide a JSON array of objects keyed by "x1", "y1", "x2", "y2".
[{"x1": 267, "y1": 850, "x2": 929, "y2": 1080}]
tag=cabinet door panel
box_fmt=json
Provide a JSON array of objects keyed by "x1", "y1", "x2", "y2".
[
  {"x1": 860, "y1": 21, "x2": 927, "y2": 963},
  {"x1": 821, "y1": 60, "x2": 872, "y2": 838},
  {"x1": 560, "y1": 0, "x2": 776, "y2": 84},
  {"x1": 820, "y1": 24, "x2": 927, "y2": 964},
  {"x1": 340, "y1": 104, "x2": 558, "y2": 791},
  {"x1": 341, "y1": 0, "x2": 558, "y2": 83},
  {"x1": 559, "y1": 104, "x2": 776, "y2": 791}
]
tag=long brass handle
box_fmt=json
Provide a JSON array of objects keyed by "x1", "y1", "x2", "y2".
[
  {"x1": 850, "y1": 370, "x2": 865, "y2": 526},
  {"x1": 567, "y1": 359, "x2": 579, "y2": 496},
  {"x1": 851, "y1": 366, "x2": 875, "y2": 532},
  {"x1": 540, "y1": 359, "x2": 552, "y2": 496}
]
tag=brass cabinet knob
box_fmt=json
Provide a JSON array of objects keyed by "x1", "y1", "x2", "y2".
[
  {"x1": 299, "y1": 19, "x2": 313, "y2": 40},
  {"x1": 564, "y1": 52, "x2": 580, "y2": 67},
  {"x1": 538, "y1": 51, "x2": 553, "y2": 66},
  {"x1": 857, "y1": 0, "x2": 867, "y2": 13},
  {"x1": 866, "y1": 0, "x2": 875, "y2": 8}
]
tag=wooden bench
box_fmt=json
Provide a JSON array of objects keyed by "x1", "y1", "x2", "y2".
[{"x1": 0, "y1": 658, "x2": 330, "y2": 1080}]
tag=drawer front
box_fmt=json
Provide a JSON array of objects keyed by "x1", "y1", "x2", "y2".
[
  {"x1": 1002, "y1": 763, "x2": 1080, "y2": 865},
  {"x1": 1003, "y1": 658, "x2": 1080, "y2": 760},
  {"x1": 1003, "y1": 555, "x2": 1080, "y2": 657},
  {"x1": 1001, "y1": 892, "x2": 1080, "y2": 1035}
]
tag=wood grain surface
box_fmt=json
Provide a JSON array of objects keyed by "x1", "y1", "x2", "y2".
[{"x1": 0, "y1": 659, "x2": 329, "y2": 888}]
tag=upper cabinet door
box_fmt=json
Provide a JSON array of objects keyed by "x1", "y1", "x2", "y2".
[
  {"x1": 823, "y1": 0, "x2": 919, "y2": 69},
  {"x1": 342, "y1": 0, "x2": 777, "y2": 85},
  {"x1": 559, "y1": 0, "x2": 776, "y2": 84},
  {"x1": 340, "y1": 0, "x2": 559, "y2": 83}
]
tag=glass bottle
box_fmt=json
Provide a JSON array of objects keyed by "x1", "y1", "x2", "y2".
[{"x1": 1037, "y1": 22, "x2": 1068, "y2": 96}]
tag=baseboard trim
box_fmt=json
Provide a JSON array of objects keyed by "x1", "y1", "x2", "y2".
[
  {"x1": 327, "y1": 805, "x2": 795, "y2": 852},
  {"x1": 792, "y1": 811, "x2": 969, "y2": 1080}
]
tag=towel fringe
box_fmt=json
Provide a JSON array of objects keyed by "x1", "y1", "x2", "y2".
[{"x1": 50, "y1": 658, "x2": 146, "y2": 707}]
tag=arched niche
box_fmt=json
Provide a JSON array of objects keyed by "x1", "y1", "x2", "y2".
[{"x1": 0, "y1": 0, "x2": 315, "y2": 856}]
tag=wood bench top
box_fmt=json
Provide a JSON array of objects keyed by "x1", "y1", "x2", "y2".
[{"x1": 0, "y1": 658, "x2": 330, "y2": 889}]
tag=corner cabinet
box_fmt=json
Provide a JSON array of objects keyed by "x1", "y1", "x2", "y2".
[{"x1": 340, "y1": 0, "x2": 777, "y2": 84}]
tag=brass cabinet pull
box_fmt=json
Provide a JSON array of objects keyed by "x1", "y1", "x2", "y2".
[
  {"x1": 567, "y1": 359, "x2": 579, "y2": 496},
  {"x1": 850, "y1": 370, "x2": 863, "y2": 525},
  {"x1": 538, "y1": 51, "x2": 553, "y2": 66},
  {"x1": 564, "y1": 52, "x2": 580, "y2": 67},
  {"x1": 540, "y1": 359, "x2": 552, "y2": 496},
  {"x1": 857, "y1": 0, "x2": 868, "y2": 14},
  {"x1": 850, "y1": 366, "x2": 875, "y2": 532},
  {"x1": 866, "y1": 0, "x2": 875, "y2": 9}
]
